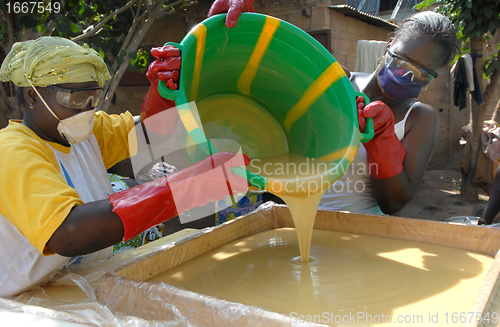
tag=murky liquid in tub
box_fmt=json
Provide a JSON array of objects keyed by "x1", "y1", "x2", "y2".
[{"x1": 152, "y1": 228, "x2": 493, "y2": 326}]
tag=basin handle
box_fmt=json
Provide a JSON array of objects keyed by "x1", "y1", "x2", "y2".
[
  {"x1": 157, "y1": 42, "x2": 187, "y2": 105},
  {"x1": 354, "y1": 91, "x2": 374, "y2": 143}
]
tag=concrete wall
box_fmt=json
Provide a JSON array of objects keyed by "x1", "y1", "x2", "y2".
[
  {"x1": 326, "y1": 10, "x2": 391, "y2": 71},
  {"x1": 419, "y1": 68, "x2": 467, "y2": 170}
]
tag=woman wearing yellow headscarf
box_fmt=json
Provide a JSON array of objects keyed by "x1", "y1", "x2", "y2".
[{"x1": 0, "y1": 36, "x2": 249, "y2": 297}]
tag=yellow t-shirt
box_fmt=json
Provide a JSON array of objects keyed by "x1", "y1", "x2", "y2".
[{"x1": 0, "y1": 111, "x2": 134, "y2": 255}]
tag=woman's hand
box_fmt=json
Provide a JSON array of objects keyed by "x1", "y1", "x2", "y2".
[
  {"x1": 208, "y1": 0, "x2": 254, "y2": 28},
  {"x1": 140, "y1": 45, "x2": 181, "y2": 135},
  {"x1": 357, "y1": 97, "x2": 407, "y2": 179},
  {"x1": 148, "y1": 45, "x2": 181, "y2": 90}
]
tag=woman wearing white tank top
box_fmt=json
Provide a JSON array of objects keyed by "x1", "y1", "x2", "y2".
[{"x1": 319, "y1": 11, "x2": 459, "y2": 215}]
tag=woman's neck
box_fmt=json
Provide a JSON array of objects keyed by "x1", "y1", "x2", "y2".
[
  {"x1": 353, "y1": 72, "x2": 410, "y2": 113},
  {"x1": 22, "y1": 112, "x2": 69, "y2": 146}
]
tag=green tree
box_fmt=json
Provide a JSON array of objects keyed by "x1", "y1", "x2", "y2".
[
  {"x1": 418, "y1": 0, "x2": 500, "y2": 201},
  {"x1": 0, "y1": 0, "x2": 196, "y2": 121}
]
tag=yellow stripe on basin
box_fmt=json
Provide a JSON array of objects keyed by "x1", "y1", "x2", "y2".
[
  {"x1": 237, "y1": 16, "x2": 281, "y2": 95},
  {"x1": 178, "y1": 107, "x2": 201, "y2": 133},
  {"x1": 284, "y1": 62, "x2": 346, "y2": 131},
  {"x1": 190, "y1": 24, "x2": 207, "y2": 101},
  {"x1": 317, "y1": 144, "x2": 359, "y2": 163}
]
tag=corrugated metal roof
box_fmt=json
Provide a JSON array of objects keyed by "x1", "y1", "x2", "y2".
[{"x1": 329, "y1": 5, "x2": 398, "y2": 31}]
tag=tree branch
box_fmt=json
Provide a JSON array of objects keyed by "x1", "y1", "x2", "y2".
[
  {"x1": 135, "y1": 8, "x2": 150, "y2": 23},
  {"x1": 6, "y1": 9, "x2": 14, "y2": 52},
  {"x1": 109, "y1": 11, "x2": 145, "y2": 75},
  {"x1": 100, "y1": 8, "x2": 160, "y2": 113},
  {"x1": 0, "y1": 23, "x2": 6, "y2": 53},
  {"x1": 144, "y1": 0, "x2": 151, "y2": 13},
  {"x1": 0, "y1": 85, "x2": 13, "y2": 117},
  {"x1": 492, "y1": 97, "x2": 500, "y2": 123},
  {"x1": 134, "y1": 0, "x2": 144, "y2": 18},
  {"x1": 98, "y1": 1, "x2": 149, "y2": 110},
  {"x1": 45, "y1": 20, "x2": 57, "y2": 36},
  {"x1": 483, "y1": 45, "x2": 500, "y2": 120},
  {"x1": 73, "y1": 0, "x2": 137, "y2": 42},
  {"x1": 483, "y1": 46, "x2": 500, "y2": 101},
  {"x1": 483, "y1": 66, "x2": 499, "y2": 104},
  {"x1": 0, "y1": 12, "x2": 7, "y2": 44},
  {"x1": 158, "y1": 0, "x2": 192, "y2": 16}
]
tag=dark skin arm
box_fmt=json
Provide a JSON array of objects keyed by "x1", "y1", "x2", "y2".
[
  {"x1": 341, "y1": 65, "x2": 351, "y2": 78},
  {"x1": 46, "y1": 200, "x2": 124, "y2": 257},
  {"x1": 370, "y1": 103, "x2": 439, "y2": 214},
  {"x1": 479, "y1": 164, "x2": 500, "y2": 225}
]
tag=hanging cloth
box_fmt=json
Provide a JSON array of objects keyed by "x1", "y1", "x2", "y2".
[
  {"x1": 451, "y1": 56, "x2": 467, "y2": 110},
  {"x1": 470, "y1": 52, "x2": 484, "y2": 105}
]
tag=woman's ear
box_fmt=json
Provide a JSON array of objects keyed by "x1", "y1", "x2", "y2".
[
  {"x1": 24, "y1": 87, "x2": 38, "y2": 107},
  {"x1": 25, "y1": 87, "x2": 38, "y2": 104}
]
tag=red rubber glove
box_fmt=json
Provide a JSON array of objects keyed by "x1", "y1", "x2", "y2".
[
  {"x1": 140, "y1": 45, "x2": 181, "y2": 135},
  {"x1": 208, "y1": 0, "x2": 254, "y2": 28},
  {"x1": 109, "y1": 152, "x2": 250, "y2": 241},
  {"x1": 357, "y1": 97, "x2": 407, "y2": 179}
]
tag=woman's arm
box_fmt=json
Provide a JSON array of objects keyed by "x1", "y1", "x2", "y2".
[
  {"x1": 46, "y1": 200, "x2": 123, "y2": 257},
  {"x1": 47, "y1": 152, "x2": 250, "y2": 257},
  {"x1": 479, "y1": 164, "x2": 500, "y2": 224},
  {"x1": 371, "y1": 104, "x2": 439, "y2": 214}
]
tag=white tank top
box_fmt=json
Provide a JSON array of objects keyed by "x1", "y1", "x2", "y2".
[{"x1": 318, "y1": 102, "x2": 418, "y2": 215}]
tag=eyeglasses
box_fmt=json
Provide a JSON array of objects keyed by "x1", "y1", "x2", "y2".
[
  {"x1": 385, "y1": 49, "x2": 438, "y2": 86},
  {"x1": 46, "y1": 85, "x2": 103, "y2": 109}
]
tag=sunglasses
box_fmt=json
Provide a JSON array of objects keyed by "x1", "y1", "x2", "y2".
[
  {"x1": 385, "y1": 49, "x2": 438, "y2": 86},
  {"x1": 46, "y1": 85, "x2": 103, "y2": 109}
]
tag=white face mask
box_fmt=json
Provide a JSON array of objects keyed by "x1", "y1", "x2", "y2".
[
  {"x1": 29, "y1": 81, "x2": 96, "y2": 144},
  {"x1": 56, "y1": 109, "x2": 96, "y2": 144}
]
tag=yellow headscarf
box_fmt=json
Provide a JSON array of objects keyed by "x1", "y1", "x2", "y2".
[{"x1": 0, "y1": 36, "x2": 111, "y2": 87}]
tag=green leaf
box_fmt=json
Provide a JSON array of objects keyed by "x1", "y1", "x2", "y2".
[
  {"x1": 116, "y1": 51, "x2": 126, "y2": 66},
  {"x1": 129, "y1": 49, "x2": 153, "y2": 72},
  {"x1": 37, "y1": 24, "x2": 48, "y2": 34},
  {"x1": 55, "y1": 16, "x2": 72, "y2": 34},
  {"x1": 70, "y1": 23, "x2": 80, "y2": 34},
  {"x1": 484, "y1": 8, "x2": 493, "y2": 19},
  {"x1": 20, "y1": 15, "x2": 39, "y2": 29},
  {"x1": 490, "y1": 20, "x2": 500, "y2": 33},
  {"x1": 484, "y1": 60, "x2": 500, "y2": 76},
  {"x1": 78, "y1": 2, "x2": 86, "y2": 15},
  {"x1": 415, "y1": 0, "x2": 437, "y2": 10},
  {"x1": 464, "y1": 20, "x2": 475, "y2": 35}
]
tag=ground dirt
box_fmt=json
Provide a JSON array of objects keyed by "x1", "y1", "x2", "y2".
[{"x1": 397, "y1": 170, "x2": 489, "y2": 221}]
